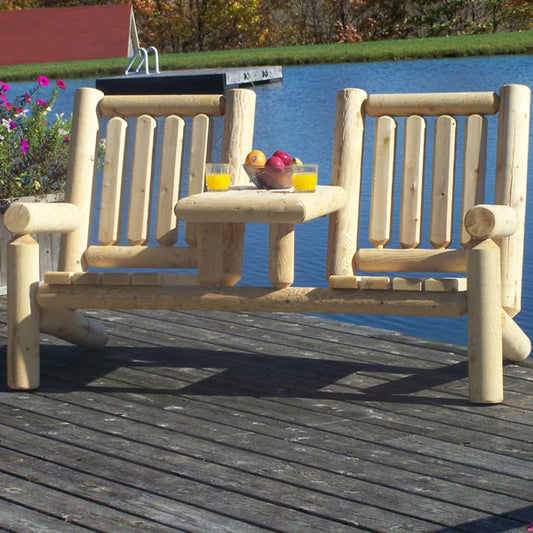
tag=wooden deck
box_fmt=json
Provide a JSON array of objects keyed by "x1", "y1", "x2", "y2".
[{"x1": 0, "y1": 296, "x2": 531, "y2": 532}]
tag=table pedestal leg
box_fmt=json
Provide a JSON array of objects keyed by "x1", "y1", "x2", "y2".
[
  {"x1": 222, "y1": 222, "x2": 245, "y2": 286},
  {"x1": 197, "y1": 222, "x2": 224, "y2": 287},
  {"x1": 269, "y1": 223, "x2": 294, "y2": 289}
]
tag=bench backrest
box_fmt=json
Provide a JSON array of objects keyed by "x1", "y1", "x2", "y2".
[
  {"x1": 327, "y1": 85, "x2": 530, "y2": 315},
  {"x1": 59, "y1": 87, "x2": 255, "y2": 277}
]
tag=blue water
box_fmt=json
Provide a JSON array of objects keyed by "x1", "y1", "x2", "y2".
[{"x1": 6, "y1": 55, "x2": 533, "y2": 346}]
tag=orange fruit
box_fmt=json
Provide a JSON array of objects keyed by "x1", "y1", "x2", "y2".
[{"x1": 245, "y1": 150, "x2": 266, "y2": 166}]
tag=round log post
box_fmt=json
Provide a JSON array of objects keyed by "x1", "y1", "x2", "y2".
[
  {"x1": 327, "y1": 88, "x2": 367, "y2": 278},
  {"x1": 467, "y1": 239, "x2": 503, "y2": 404},
  {"x1": 59, "y1": 87, "x2": 104, "y2": 272},
  {"x1": 220, "y1": 89, "x2": 256, "y2": 286},
  {"x1": 7, "y1": 234, "x2": 40, "y2": 389},
  {"x1": 494, "y1": 84, "x2": 531, "y2": 317}
]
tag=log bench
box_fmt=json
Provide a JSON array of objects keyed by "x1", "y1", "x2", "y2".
[{"x1": 4, "y1": 84, "x2": 531, "y2": 404}]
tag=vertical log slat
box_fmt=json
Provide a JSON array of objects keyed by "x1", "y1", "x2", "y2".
[
  {"x1": 156, "y1": 115, "x2": 185, "y2": 246},
  {"x1": 430, "y1": 115, "x2": 457, "y2": 248},
  {"x1": 184, "y1": 114, "x2": 212, "y2": 247},
  {"x1": 399, "y1": 115, "x2": 425, "y2": 249},
  {"x1": 127, "y1": 115, "x2": 157, "y2": 246},
  {"x1": 460, "y1": 114, "x2": 487, "y2": 247},
  {"x1": 369, "y1": 116, "x2": 396, "y2": 248},
  {"x1": 98, "y1": 117, "x2": 127, "y2": 246}
]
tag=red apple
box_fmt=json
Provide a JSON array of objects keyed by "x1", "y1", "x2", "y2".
[
  {"x1": 272, "y1": 150, "x2": 292, "y2": 166},
  {"x1": 265, "y1": 155, "x2": 285, "y2": 168}
]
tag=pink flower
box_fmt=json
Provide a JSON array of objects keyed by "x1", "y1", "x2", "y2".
[
  {"x1": 527, "y1": 524, "x2": 533, "y2": 532},
  {"x1": 37, "y1": 76, "x2": 49, "y2": 87},
  {"x1": 20, "y1": 139, "x2": 28, "y2": 153},
  {"x1": 9, "y1": 120, "x2": 15, "y2": 130},
  {"x1": 0, "y1": 81, "x2": 10, "y2": 92},
  {"x1": 37, "y1": 99, "x2": 47, "y2": 106},
  {"x1": 56, "y1": 79, "x2": 66, "y2": 90},
  {"x1": 64, "y1": 135, "x2": 70, "y2": 143},
  {"x1": 23, "y1": 92, "x2": 31, "y2": 103},
  {"x1": 1, "y1": 93, "x2": 11, "y2": 110}
]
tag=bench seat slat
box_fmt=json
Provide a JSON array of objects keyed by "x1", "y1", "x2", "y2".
[
  {"x1": 329, "y1": 275, "x2": 466, "y2": 292},
  {"x1": 44, "y1": 271, "x2": 199, "y2": 286}
]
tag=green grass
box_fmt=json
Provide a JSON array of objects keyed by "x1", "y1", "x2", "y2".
[{"x1": 1, "y1": 31, "x2": 532, "y2": 82}]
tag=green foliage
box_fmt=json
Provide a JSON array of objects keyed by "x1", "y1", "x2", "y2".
[
  {"x1": 0, "y1": 77, "x2": 72, "y2": 198},
  {"x1": 1, "y1": 0, "x2": 532, "y2": 51},
  {"x1": 406, "y1": 0, "x2": 533, "y2": 38}
]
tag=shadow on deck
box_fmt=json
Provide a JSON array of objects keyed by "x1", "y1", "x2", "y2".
[{"x1": 26, "y1": 342, "x2": 472, "y2": 406}]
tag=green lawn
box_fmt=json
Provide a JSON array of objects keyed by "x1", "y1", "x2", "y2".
[{"x1": 1, "y1": 31, "x2": 532, "y2": 82}]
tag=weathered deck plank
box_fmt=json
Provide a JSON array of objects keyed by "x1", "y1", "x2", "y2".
[{"x1": 0, "y1": 298, "x2": 531, "y2": 532}]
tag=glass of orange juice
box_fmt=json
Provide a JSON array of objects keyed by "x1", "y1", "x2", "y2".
[
  {"x1": 205, "y1": 163, "x2": 231, "y2": 192},
  {"x1": 292, "y1": 164, "x2": 318, "y2": 192}
]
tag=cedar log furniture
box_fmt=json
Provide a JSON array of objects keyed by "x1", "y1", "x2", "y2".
[{"x1": 4, "y1": 84, "x2": 531, "y2": 404}]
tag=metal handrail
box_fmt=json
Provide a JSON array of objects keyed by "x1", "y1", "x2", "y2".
[{"x1": 125, "y1": 47, "x2": 160, "y2": 76}]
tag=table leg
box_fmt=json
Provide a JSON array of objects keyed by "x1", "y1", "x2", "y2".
[
  {"x1": 197, "y1": 222, "x2": 224, "y2": 287},
  {"x1": 222, "y1": 222, "x2": 245, "y2": 286},
  {"x1": 269, "y1": 223, "x2": 294, "y2": 289}
]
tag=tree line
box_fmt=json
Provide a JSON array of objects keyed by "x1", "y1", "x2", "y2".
[{"x1": 2, "y1": 1, "x2": 531, "y2": 53}]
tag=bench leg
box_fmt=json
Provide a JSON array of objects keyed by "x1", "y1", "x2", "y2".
[
  {"x1": 7, "y1": 235, "x2": 40, "y2": 390},
  {"x1": 40, "y1": 309, "x2": 108, "y2": 350},
  {"x1": 467, "y1": 239, "x2": 503, "y2": 404}
]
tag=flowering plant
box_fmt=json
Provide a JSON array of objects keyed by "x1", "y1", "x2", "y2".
[{"x1": 0, "y1": 76, "x2": 71, "y2": 198}]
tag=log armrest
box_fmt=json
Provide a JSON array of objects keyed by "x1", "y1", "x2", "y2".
[
  {"x1": 464, "y1": 204, "x2": 519, "y2": 240},
  {"x1": 4, "y1": 202, "x2": 80, "y2": 234}
]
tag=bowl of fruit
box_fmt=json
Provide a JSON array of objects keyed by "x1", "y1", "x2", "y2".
[{"x1": 243, "y1": 150, "x2": 302, "y2": 190}]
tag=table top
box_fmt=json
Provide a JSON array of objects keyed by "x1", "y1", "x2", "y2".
[{"x1": 175, "y1": 185, "x2": 347, "y2": 224}]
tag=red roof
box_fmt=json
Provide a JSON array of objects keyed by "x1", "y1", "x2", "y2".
[{"x1": 0, "y1": 4, "x2": 135, "y2": 66}]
